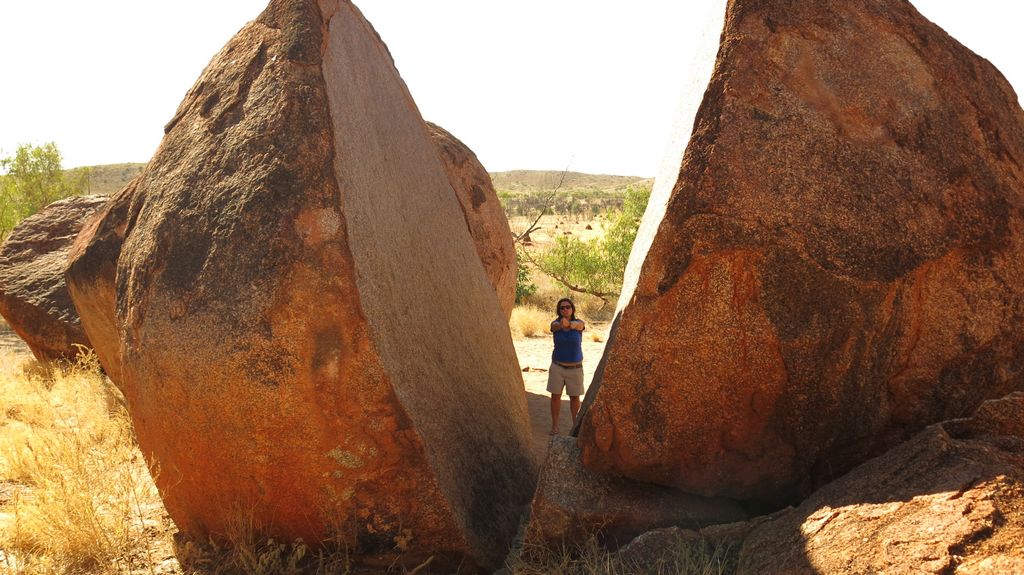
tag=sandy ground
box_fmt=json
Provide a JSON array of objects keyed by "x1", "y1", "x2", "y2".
[{"x1": 513, "y1": 324, "x2": 608, "y2": 465}]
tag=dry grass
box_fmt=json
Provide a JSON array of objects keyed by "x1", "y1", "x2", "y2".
[
  {"x1": 0, "y1": 351, "x2": 361, "y2": 575},
  {"x1": 510, "y1": 305, "x2": 553, "y2": 339},
  {"x1": 0, "y1": 350, "x2": 172, "y2": 574},
  {"x1": 505, "y1": 535, "x2": 737, "y2": 575}
]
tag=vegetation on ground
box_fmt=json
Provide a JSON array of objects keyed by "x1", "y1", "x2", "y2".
[
  {"x1": 0, "y1": 143, "x2": 91, "y2": 243},
  {"x1": 0, "y1": 351, "x2": 168, "y2": 574},
  {"x1": 506, "y1": 535, "x2": 737, "y2": 575},
  {"x1": 510, "y1": 305, "x2": 552, "y2": 339},
  {"x1": 516, "y1": 185, "x2": 651, "y2": 306},
  {"x1": 494, "y1": 171, "x2": 650, "y2": 220}
]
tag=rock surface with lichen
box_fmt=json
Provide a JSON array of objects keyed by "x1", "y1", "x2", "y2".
[{"x1": 577, "y1": 0, "x2": 1024, "y2": 503}]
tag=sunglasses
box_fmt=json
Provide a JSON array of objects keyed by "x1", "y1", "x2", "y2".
[{"x1": 559, "y1": 305, "x2": 573, "y2": 309}]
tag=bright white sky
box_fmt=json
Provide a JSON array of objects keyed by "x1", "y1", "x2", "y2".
[{"x1": 0, "y1": 1, "x2": 1020, "y2": 177}]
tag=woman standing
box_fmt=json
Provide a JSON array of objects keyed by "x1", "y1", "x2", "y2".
[{"x1": 548, "y1": 297, "x2": 585, "y2": 435}]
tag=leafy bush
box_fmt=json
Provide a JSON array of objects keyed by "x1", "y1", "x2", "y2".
[
  {"x1": 533, "y1": 185, "x2": 651, "y2": 304},
  {"x1": 515, "y1": 247, "x2": 538, "y2": 304},
  {"x1": 0, "y1": 142, "x2": 91, "y2": 242}
]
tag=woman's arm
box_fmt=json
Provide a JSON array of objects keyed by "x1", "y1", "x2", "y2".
[{"x1": 571, "y1": 319, "x2": 586, "y2": 331}]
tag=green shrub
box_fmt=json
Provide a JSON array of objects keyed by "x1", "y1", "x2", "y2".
[
  {"x1": 0, "y1": 142, "x2": 91, "y2": 242},
  {"x1": 533, "y1": 185, "x2": 651, "y2": 304}
]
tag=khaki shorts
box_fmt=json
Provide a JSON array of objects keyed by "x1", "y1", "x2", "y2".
[{"x1": 547, "y1": 362, "x2": 585, "y2": 396}]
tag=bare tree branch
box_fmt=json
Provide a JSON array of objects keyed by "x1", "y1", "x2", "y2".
[{"x1": 513, "y1": 166, "x2": 572, "y2": 244}]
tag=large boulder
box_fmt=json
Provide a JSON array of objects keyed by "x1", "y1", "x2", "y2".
[
  {"x1": 525, "y1": 436, "x2": 746, "y2": 549},
  {"x1": 427, "y1": 122, "x2": 517, "y2": 318},
  {"x1": 737, "y1": 393, "x2": 1024, "y2": 574},
  {"x1": 0, "y1": 195, "x2": 109, "y2": 363},
  {"x1": 73, "y1": 1, "x2": 534, "y2": 570},
  {"x1": 577, "y1": 0, "x2": 1024, "y2": 502}
]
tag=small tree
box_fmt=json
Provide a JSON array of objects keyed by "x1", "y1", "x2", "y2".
[
  {"x1": 514, "y1": 246, "x2": 538, "y2": 304},
  {"x1": 529, "y1": 185, "x2": 651, "y2": 305},
  {"x1": 0, "y1": 142, "x2": 90, "y2": 242}
]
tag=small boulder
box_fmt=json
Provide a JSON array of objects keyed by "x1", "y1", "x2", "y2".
[
  {"x1": 525, "y1": 436, "x2": 746, "y2": 549},
  {"x1": 736, "y1": 393, "x2": 1024, "y2": 574},
  {"x1": 65, "y1": 178, "x2": 141, "y2": 385},
  {"x1": 0, "y1": 195, "x2": 109, "y2": 363}
]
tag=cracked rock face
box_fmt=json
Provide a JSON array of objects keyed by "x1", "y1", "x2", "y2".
[
  {"x1": 577, "y1": 0, "x2": 1024, "y2": 502},
  {"x1": 0, "y1": 195, "x2": 109, "y2": 363},
  {"x1": 736, "y1": 393, "x2": 1024, "y2": 574},
  {"x1": 69, "y1": 1, "x2": 535, "y2": 570}
]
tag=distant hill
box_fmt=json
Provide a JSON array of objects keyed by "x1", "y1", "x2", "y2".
[
  {"x1": 80, "y1": 163, "x2": 146, "y2": 196},
  {"x1": 74, "y1": 165, "x2": 651, "y2": 208},
  {"x1": 489, "y1": 170, "x2": 652, "y2": 194}
]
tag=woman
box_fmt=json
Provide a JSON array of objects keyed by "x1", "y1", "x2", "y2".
[{"x1": 548, "y1": 297, "x2": 585, "y2": 435}]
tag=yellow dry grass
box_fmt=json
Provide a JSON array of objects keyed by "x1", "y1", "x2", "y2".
[
  {"x1": 505, "y1": 535, "x2": 736, "y2": 575},
  {"x1": 510, "y1": 305, "x2": 553, "y2": 339},
  {"x1": 0, "y1": 350, "x2": 172, "y2": 574},
  {"x1": 0, "y1": 350, "x2": 358, "y2": 575}
]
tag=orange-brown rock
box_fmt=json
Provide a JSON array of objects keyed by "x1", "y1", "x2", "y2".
[
  {"x1": 86, "y1": 1, "x2": 534, "y2": 570},
  {"x1": 65, "y1": 179, "x2": 141, "y2": 385},
  {"x1": 0, "y1": 195, "x2": 109, "y2": 363},
  {"x1": 736, "y1": 393, "x2": 1024, "y2": 574},
  {"x1": 427, "y1": 122, "x2": 516, "y2": 318},
  {"x1": 525, "y1": 436, "x2": 746, "y2": 549},
  {"x1": 577, "y1": 0, "x2": 1024, "y2": 502}
]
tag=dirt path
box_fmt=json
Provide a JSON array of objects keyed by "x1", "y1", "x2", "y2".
[{"x1": 512, "y1": 324, "x2": 608, "y2": 465}]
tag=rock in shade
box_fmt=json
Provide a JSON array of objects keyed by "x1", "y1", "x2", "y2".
[
  {"x1": 736, "y1": 393, "x2": 1024, "y2": 574},
  {"x1": 427, "y1": 122, "x2": 517, "y2": 318},
  {"x1": 525, "y1": 436, "x2": 746, "y2": 549},
  {"x1": 88, "y1": 1, "x2": 535, "y2": 571},
  {"x1": 577, "y1": 0, "x2": 1024, "y2": 503},
  {"x1": 0, "y1": 195, "x2": 109, "y2": 363},
  {"x1": 66, "y1": 178, "x2": 141, "y2": 386}
]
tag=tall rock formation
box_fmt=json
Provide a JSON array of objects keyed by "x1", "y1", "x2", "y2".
[
  {"x1": 67, "y1": 1, "x2": 534, "y2": 569},
  {"x1": 427, "y1": 122, "x2": 517, "y2": 318},
  {"x1": 0, "y1": 195, "x2": 109, "y2": 363},
  {"x1": 577, "y1": 0, "x2": 1024, "y2": 503}
]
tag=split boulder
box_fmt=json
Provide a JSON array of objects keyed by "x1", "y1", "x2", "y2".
[
  {"x1": 79, "y1": 1, "x2": 534, "y2": 571},
  {"x1": 577, "y1": 0, "x2": 1024, "y2": 502},
  {"x1": 0, "y1": 195, "x2": 109, "y2": 363}
]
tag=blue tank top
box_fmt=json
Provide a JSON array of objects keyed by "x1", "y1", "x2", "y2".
[{"x1": 552, "y1": 326, "x2": 584, "y2": 363}]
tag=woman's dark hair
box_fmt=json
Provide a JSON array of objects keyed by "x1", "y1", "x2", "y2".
[{"x1": 555, "y1": 297, "x2": 577, "y2": 321}]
